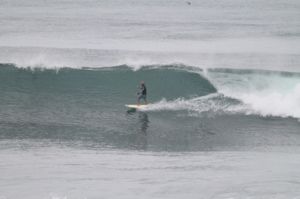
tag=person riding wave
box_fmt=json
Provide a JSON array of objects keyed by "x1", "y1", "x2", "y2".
[{"x1": 137, "y1": 81, "x2": 147, "y2": 105}]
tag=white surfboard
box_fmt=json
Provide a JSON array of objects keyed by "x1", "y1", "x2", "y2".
[{"x1": 125, "y1": 104, "x2": 148, "y2": 109}]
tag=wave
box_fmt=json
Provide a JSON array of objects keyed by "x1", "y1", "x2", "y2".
[
  {"x1": 1, "y1": 46, "x2": 300, "y2": 72},
  {"x1": 0, "y1": 63, "x2": 299, "y2": 120},
  {"x1": 146, "y1": 69, "x2": 300, "y2": 118},
  {"x1": 136, "y1": 67, "x2": 300, "y2": 119},
  {"x1": 0, "y1": 63, "x2": 216, "y2": 102},
  {"x1": 206, "y1": 68, "x2": 300, "y2": 118}
]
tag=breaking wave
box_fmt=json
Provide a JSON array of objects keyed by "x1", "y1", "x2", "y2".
[
  {"x1": 0, "y1": 63, "x2": 299, "y2": 120},
  {"x1": 135, "y1": 67, "x2": 300, "y2": 119}
]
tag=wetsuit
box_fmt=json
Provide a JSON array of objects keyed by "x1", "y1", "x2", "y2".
[{"x1": 138, "y1": 84, "x2": 147, "y2": 102}]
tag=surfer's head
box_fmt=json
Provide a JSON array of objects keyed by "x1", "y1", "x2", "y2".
[{"x1": 140, "y1": 81, "x2": 145, "y2": 85}]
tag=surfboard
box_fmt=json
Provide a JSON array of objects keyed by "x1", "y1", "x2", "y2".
[{"x1": 125, "y1": 104, "x2": 148, "y2": 109}]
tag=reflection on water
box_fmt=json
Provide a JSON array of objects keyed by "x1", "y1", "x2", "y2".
[
  {"x1": 131, "y1": 112, "x2": 150, "y2": 150},
  {"x1": 138, "y1": 112, "x2": 149, "y2": 135},
  {"x1": 2, "y1": 108, "x2": 300, "y2": 152}
]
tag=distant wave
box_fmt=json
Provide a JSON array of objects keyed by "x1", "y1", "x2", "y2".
[{"x1": 1, "y1": 46, "x2": 300, "y2": 72}]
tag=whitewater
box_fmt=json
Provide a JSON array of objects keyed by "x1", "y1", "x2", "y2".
[{"x1": 0, "y1": 0, "x2": 300, "y2": 199}]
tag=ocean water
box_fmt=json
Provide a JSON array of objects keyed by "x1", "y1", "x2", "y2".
[{"x1": 0, "y1": 0, "x2": 300, "y2": 198}]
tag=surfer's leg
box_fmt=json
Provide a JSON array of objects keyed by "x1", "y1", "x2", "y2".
[{"x1": 137, "y1": 94, "x2": 142, "y2": 105}]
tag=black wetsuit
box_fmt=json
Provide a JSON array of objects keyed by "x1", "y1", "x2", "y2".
[
  {"x1": 138, "y1": 84, "x2": 147, "y2": 102},
  {"x1": 141, "y1": 84, "x2": 147, "y2": 95}
]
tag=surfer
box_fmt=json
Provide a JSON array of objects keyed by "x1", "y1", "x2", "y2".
[{"x1": 137, "y1": 81, "x2": 147, "y2": 105}]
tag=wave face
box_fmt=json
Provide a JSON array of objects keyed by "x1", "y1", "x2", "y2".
[
  {"x1": 1, "y1": 64, "x2": 299, "y2": 120},
  {"x1": 0, "y1": 64, "x2": 215, "y2": 103}
]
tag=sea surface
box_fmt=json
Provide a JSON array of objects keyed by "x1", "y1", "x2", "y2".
[{"x1": 0, "y1": 0, "x2": 300, "y2": 198}]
